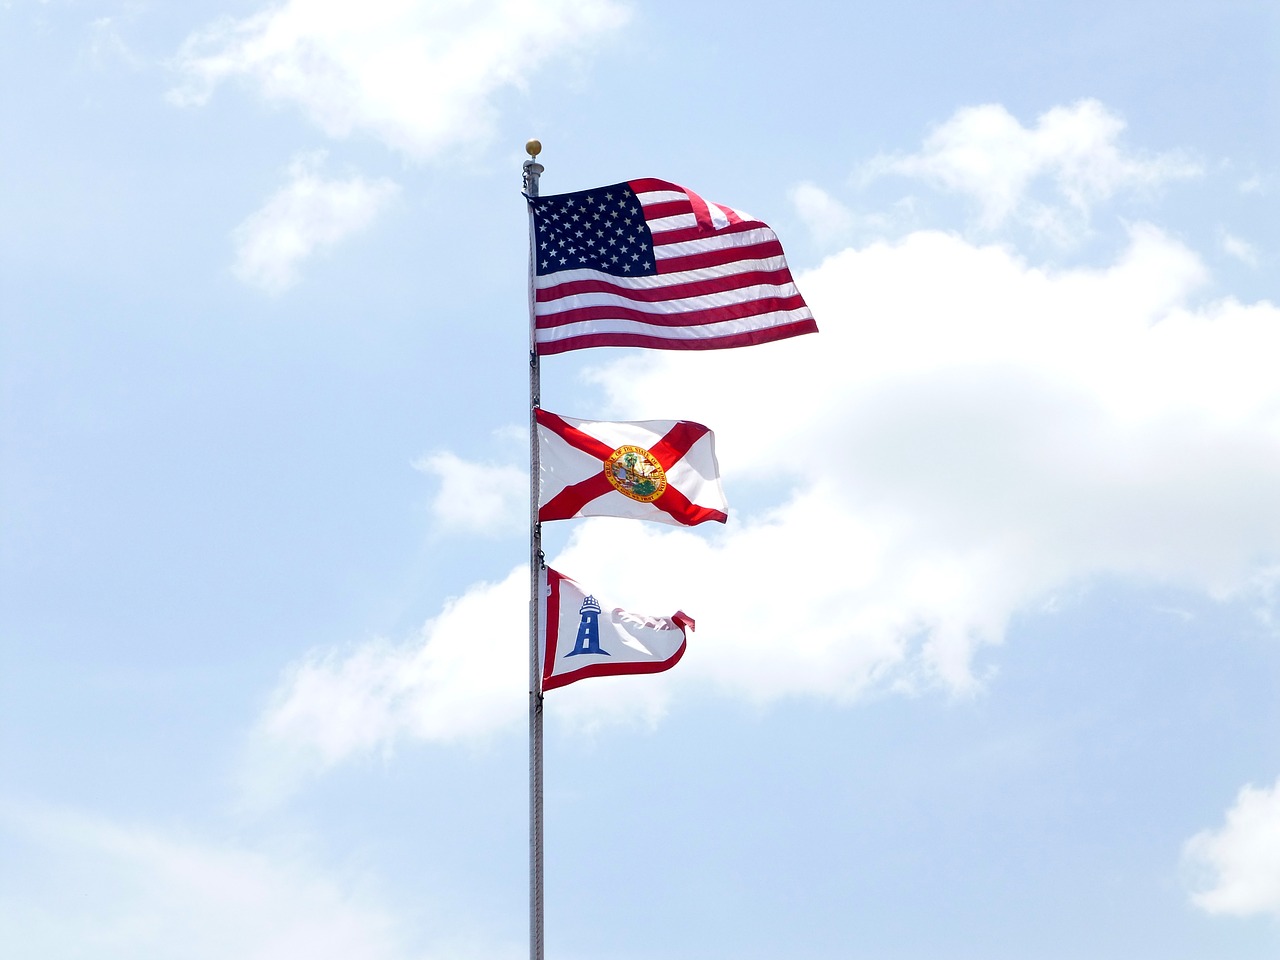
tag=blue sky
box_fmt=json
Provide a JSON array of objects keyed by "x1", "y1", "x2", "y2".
[{"x1": 2, "y1": 1, "x2": 1279, "y2": 958}]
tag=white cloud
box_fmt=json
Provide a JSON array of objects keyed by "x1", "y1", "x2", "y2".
[
  {"x1": 88, "y1": 16, "x2": 143, "y2": 69},
  {"x1": 1220, "y1": 231, "x2": 1259, "y2": 267},
  {"x1": 414, "y1": 450, "x2": 526, "y2": 537},
  {"x1": 168, "y1": 0, "x2": 629, "y2": 160},
  {"x1": 254, "y1": 221, "x2": 1280, "y2": 763},
  {"x1": 1184, "y1": 778, "x2": 1280, "y2": 916},
  {"x1": 252, "y1": 105, "x2": 1280, "y2": 769},
  {"x1": 232, "y1": 152, "x2": 398, "y2": 294},
  {"x1": 248, "y1": 566, "x2": 528, "y2": 788},
  {"x1": 790, "y1": 181, "x2": 855, "y2": 246},
  {"x1": 0, "y1": 805, "x2": 499, "y2": 960},
  {"x1": 863, "y1": 100, "x2": 1201, "y2": 236}
]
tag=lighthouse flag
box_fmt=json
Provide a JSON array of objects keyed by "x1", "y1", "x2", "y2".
[
  {"x1": 536, "y1": 408, "x2": 728, "y2": 527},
  {"x1": 541, "y1": 566, "x2": 693, "y2": 691}
]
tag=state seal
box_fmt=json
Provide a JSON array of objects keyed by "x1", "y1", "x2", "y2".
[{"x1": 604, "y1": 445, "x2": 667, "y2": 502}]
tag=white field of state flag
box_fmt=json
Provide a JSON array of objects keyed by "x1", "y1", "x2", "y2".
[
  {"x1": 536, "y1": 408, "x2": 729, "y2": 527},
  {"x1": 540, "y1": 566, "x2": 693, "y2": 691}
]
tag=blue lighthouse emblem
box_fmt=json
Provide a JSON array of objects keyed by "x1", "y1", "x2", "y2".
[{"x1": 566, "y1": 594, "x2": 609, "y2": 657}]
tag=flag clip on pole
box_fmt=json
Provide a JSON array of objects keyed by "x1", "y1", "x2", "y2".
[{"x1": 523, "y1": 138, "x2": 546, "y2": 960}]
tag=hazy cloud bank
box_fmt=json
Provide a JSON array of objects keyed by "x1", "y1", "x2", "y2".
[
  {"x1": 251, "y1": 101, "x2": 1280, "y2": 780},
  {"x1": 232, "y1": 152, "x2": 399, "y2": 293}
]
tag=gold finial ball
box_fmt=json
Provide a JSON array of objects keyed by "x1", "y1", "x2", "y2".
[{"x1": 525, "y1": 138, "x2": 542, "y2": 158}]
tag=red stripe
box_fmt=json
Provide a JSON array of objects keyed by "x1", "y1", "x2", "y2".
[
  {"x1": 628, "y1": 177, "x2": 683, "y2": 196},
  {"x1": 719, "y1": 204, "x2": 746, "y2": 226},
  {"x1": 649, "y1": 219, "x2": 768, "y2": 246},
  {"x1": 535, "y1": 295, "x2": 809, "y2": 330},
  {"x1": 535, "y1": 266, "x2": 798, "y2": 304},
  {"x1": 685, "y1": 186, "x2": 715, "y2": 232},
  {"x1": 536, "y1": 319, "x2": 819, "y2": 355},
  {"x1": 642, "y1": 199, "x2": 695, "y2": 221}
]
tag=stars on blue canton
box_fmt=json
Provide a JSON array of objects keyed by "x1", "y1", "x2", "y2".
[{"x1": 530, "y1": 182, "x2": 657, "y2": 277}]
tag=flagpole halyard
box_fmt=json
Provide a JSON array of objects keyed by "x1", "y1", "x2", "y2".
[{"x1": 523, "y1": 138, "x2": 546, "y2": 960}]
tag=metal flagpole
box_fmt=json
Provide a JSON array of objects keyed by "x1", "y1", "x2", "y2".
[{"x1": 523, "y1": 138, "x2": 546, "y2": 960}]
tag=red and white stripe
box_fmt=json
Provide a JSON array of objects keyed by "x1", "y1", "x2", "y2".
[{"x1": 534, "y1": 178, "x2": 818, "y2": 355}]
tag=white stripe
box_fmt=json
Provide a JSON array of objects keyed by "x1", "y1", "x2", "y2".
[
  {"x1": 537, "y1": 282, "x2": 804, "y2": 317},
  {"x1": 653, "y1": 225, "x2": 779, "y2": 260},
  {"x1": 707, "y1": 203, "x2": 730, "y2": 230},
  {"x1": 536, "y1": 306, "x2": 815, "y2": 343},
  {"x1": 644, "y1": 213, "x2": 698, "y2": 233},
  {"x1": 534, "y1": 254, "x2": 793, "y2": 292},
  {"x1": 634, "y1": 188, "x2": 687, "y2": 206}
]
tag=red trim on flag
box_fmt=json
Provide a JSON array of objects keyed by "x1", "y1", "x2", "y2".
[
  {"x1": 542, "y1": 639, "x2": 688, "y2": 691},
  {"x1": 542, "y1": 567, "x2": 563, "y2": 686}
]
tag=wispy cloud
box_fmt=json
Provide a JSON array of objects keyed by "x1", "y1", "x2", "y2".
[
  {"x1": 0, "y1": 804, "x2": 499, "y2": 960},
  {"x1": 87, "y1": 16, "x2": 143, "y2": 70},
  {"x1": 789, "y1": 182, "x2": 856, "y2": 246},
  {"x1": 232, "y1": 152, "x2": 398, "y2": 294},
  {"x1": 257, "y1": 225, "x2": 1280, "y2": 761},
  {"x1": 862, "y1": 100, "x2": 1201, "y2": 239},
  {"x1": 1184, "y1": 778, "x2": 1280, "y2": 916},
  {"x1": 414, "y1": 451, "x2": 526, "y2": 537},
  {"x1": 1220, "y1": 230, "x2": 1259, "y2": 267},
  {"x1": 168, "y1": 0, "x2": 629, "y2": 160},
  {"x1": 244, "y1": 566, "x2": 528, "y2": 796},
  {"x1": 251, "y1": 103, "x2": 1280, "y2": 773}
]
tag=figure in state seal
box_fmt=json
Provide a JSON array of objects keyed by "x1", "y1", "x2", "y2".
[{"x1": 604, "y1": 445, "x2": 667, "y2": 502}]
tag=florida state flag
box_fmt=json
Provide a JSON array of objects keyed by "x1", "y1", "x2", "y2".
[
  {"x1": 541, "y1": 566, "x2": 693, "y2": 691},
  {"x1": 536, "y1": 408, "x2": 728, "y2": 527}
]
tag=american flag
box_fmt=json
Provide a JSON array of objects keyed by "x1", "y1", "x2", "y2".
[{"x1": 529, "y1": 178, "x2": 818, "y2": 355}]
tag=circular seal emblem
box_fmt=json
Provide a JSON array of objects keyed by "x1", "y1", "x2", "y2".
[{"x1": 604, "y1": 445, "x2": 667, "y2": 502}]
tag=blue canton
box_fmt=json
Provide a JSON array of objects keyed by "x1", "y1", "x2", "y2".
[{"x1": 530, "y1": 182, "x2": 657, "y2": 278}]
